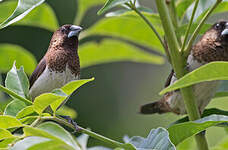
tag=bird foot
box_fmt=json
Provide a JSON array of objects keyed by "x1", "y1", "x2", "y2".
[{"x1": 59, "y1": 115, "x2": 80, "y2": 132}]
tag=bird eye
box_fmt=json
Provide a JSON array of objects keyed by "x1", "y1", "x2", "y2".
[{"x1": 215, "y1": 23, "x2": 222, "y2": 30}]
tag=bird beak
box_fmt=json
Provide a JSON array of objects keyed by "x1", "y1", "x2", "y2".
[
  {"x1": 68, "y1": 25, "x2": 83, "y2": 38},
  {"x1": 221, "y1": 23, "x2": 228, "y2": 37}
]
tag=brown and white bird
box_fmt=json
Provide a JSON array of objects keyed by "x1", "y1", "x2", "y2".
[
  {"x1": 29, "y1": 24, "x2": 82, "y2": 100},
  {"x1": 140, "y1": 21, "x2": 228, "y2": 115}
]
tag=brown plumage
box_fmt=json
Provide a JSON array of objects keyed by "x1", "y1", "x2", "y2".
[
  {"x1": 140, "y1": 21, "x2": 228, "y2": 115},
  {"x1": 29, "y1": 24, "x2": 82, "y2": 100}
]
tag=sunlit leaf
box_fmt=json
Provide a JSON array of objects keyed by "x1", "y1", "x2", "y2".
[
  {"x1": 0, "y1": 1, "x2": 58, "y2": 31},
  {"x1": 79, "y1": 40, "x2": 164, "y2": 68},
  {"x1": 160, "y1": 62, "x2": 228, "y2": 95},
  {"x1": 33, "y1": 93, "x2": 66, "y2": 114},
  {"x1": 212, "y1": 136, "x2": 228, "y2": 150},
  {"x1": 87, "y1": 12, "x2": 164, "y2": 53},
  {"x1": 0, "y1": 129, "x2": 14, "y2": 141},
  {"x1": 4, "y1": 100, "x2": 27, "y2": 117},
  {"x1": 0, "y1": 137, "x2": 17, "y2": 149},
  {"x1": 168, "y1": 115, "x2": 228, "y2": 145},
  {"x1": 56, "y1": 106, "x2": 77, "y2": 119},
  {"x1": 127, "y1": 128, "x2": 175, "y2": 150},
  {"x1": 0, "y1": 0, "x2": 45, "y2": 29},
  {"x1": 5, "y1": 63, "x2": 30, "y2": 99},
  {"x1": 16, "y1": 106, "x2": 37, "y2": 119},
  {"x1": 0, "y1": 44, "x2": 36, "y2": 75},
  {"x1": 97, "y1": 0, "x2": 130, "y2": 15},
  {"x1": 0, "y1": 116, "x2": 22, "y2": 129}
]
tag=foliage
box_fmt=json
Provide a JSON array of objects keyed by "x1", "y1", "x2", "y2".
[{"x1": 0, "y1": 0, "x2": 228, "y2": 150}]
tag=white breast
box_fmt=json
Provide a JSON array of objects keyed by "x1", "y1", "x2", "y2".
[
  {"x1": 167, "y1": 53, "x2": 220, "y2": 114},
  {"x1": 29, "y1": 65, "x2": 79, "y2": 100}
]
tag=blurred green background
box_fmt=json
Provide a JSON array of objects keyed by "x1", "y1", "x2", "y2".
[{"x1": 1, "y1": 0, "x2": 228, "y2": 149}]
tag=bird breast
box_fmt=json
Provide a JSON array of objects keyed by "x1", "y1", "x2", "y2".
[{"x1": 29, "y1": 64, "x2": 79, "y2": 100}]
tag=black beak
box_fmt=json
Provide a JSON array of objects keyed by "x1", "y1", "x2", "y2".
[
  {"x1": 68, "y1": 25, "x2": 83, "y2": 38},
  {"x1": 221, "y1": 23, "x2": 228, "y2": 37}
]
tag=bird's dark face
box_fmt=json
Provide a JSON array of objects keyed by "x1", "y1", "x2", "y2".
[
  {"x1": 212, "y1": 21, "x2": 228, "y2": 43},
  {"x1": 50, "y1": 24, "x2": 82, "y2": 49}
]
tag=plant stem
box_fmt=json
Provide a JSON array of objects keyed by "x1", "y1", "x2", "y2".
[
  {"x1": 184, "y1": 0, "x2": 222, "y2": 57},
  {"x1": 127, "y1": 2, "x2": 167, "y2": 52},
  {"x1": 43, "y1": 116, "x2": 124, "y2": 148},
  {"x1": 180, "y1": 0, "x2": 199, "y2": 53},
  {"x1": 155, "y1": 0, "x2": 209, "y2": 150},
  {"x1": 0, "y1": 84, "x2": 32, "y2": 105}
]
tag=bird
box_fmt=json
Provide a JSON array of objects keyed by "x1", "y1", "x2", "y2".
[
  {"x1": 29, "y1": 24, "x2": 82, "y2": 101},
  {"x1": 140, "y1": 21, "x2": 228, "y2": 115}
]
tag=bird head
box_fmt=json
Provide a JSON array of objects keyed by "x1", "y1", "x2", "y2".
[{"x1": 50, "y1": 24, "x2": 83, "y2": 49}]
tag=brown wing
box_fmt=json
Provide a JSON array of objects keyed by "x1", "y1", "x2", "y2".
[
  {"x1": 164, "y1": 69, "x2": 174, "y2": 88},
  {"x1": 29, "y1": 58, "x2": 46, "y2": 88}
]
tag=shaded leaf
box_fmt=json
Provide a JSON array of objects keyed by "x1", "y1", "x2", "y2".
[
  {"x1": 127, "y1": 128, "x2": 175, "y2": 150},
  {"x1": 0, "y1": 137, "x2": 17, "y2": 149},
  {"x1": 87, "y1": 13, "x2": 164, "y2": 53},
  {"x1": 168, "y1": 115, "x2": 228, "y2": 145},
  {"x1": 160, "y1": 62, "x2": 228, "y2": 95},
  {"x1": 0, "y1": 129, "x2": 14, "y2": 140},
  {"x1": 97, "y1": 0, "x2": 130, "y2": 15},
  {"x1": 176, "y1": 0, "x2": 194, "y2": 18},
  {"x1": 0, "y1": 44, "x2": 36, "y2": 75},
  {"x1": 4, "y1": 100, "x2": 27, "y2": 117},
  {"x1": 0, "y1": 0, "x2": 45, "y2": 29},
  {"x1": 5, "y1": 63, "x2": 30, "y2": 99},
  {"x1": 27, "y1": 140, "x2": 74, "y2": 150},
  {"x1": 106, "y1": 7, "x2": 153, "y2": 17},
  {"x1": 0, "y1": 2, "x2": 58, "y2": 31},
  {"x1": 79, "y1": 40, "x2": 164, "y2": 68},
  {"x1": 0, "y1": 116, "x2": 22, "y2": 129}
]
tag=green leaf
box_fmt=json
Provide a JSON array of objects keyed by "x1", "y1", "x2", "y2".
[
  {"x1": 16, "y1": 106, "x2": 37, "y2": 119},
  {"x1": 0, "y1": 129, "x2": 14, "y2": 141},
  {"x1": 4, "y1": 100, "x2": 27, "y2": 117},
  {"x1": 160, "y1": 62, "x2": 228, "y2": 95},
  {"x1": 0, "y1": 2, "x2": 58, "y2": 31},
  {"x1": 20, "y1": 116, "x2": 38, "y2": 125},
  {"x1": 27, "y1": 140, "x2": 74, "y2": 150},
  {"x1": 87, "y1": 12, "x2": 164, "y2": 53},
  {"x1": 106, "y1": 7, "x2": 153, "y2": 17},
  {"x1": 127, "y1": 127, "x2": 175, "y2": 150},
  {"x1": 56, "y1": 106, "x2": 77, "y2": 119},
  {"x1": 5, "y1": 63, "x2": 30, "y2": 99},
  {"x1": 10, "y1": 136, "x2": 52, "y2": 150},
  {"x1": 0, "y1": 44, "x2": 37, "y2": 74},
  {"x1": 79, "y1": 40, "x2": 164, "y2": 68},
  {"x1": 0, "y1": 116, "x2": 22, "y2": 129},
  {"x1": 24, "y1": 122, "x2": 79, "y2": 149},
  {"x1": 33, "y1": 93, "x2": 66, "y2": 114},
  {"x1": 168, "y1": 115, "x2": 228, "y2": 145},
  {"x1": 0, "y1": 0, "x2": 45, "y2": 29},
  {"x1": 0, "y1": 137, "x2": 17, "y2": 149},
  {"x1": 97, "y1": 0, "x2": 130, "y2": 15}
]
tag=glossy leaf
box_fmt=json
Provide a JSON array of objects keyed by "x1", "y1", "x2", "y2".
[
  {"x1": 0, "y1": 116, "x2": 22, "y2": 129},
  {"x1": 0, "y1": 44, "x2": 36, "y2": 74},
  {"x1": 0, "y1": 0, "x2": 45, "y2": 29},
  {"x1": 0, "y1": 1, "x2": 58, "y2": 31},
  {"x1": 79, "y1": 40, "x2": 164, "y2": 68},
  {"x1": 16, "y1": 106, "x2": 37, "y2": 119},
  {"x1": 0, "y1": 129, "x2": 14, "y2": 140},
  {"x1": 97, "y1": 0, "x2": 130, "y2": 15},
  {"x1": 168, "y1": 115, "x2": 228, "y2": 145},
  {"x1": 33, "y1": 93, "x2": 66, "y2": 114},
  {"x1": 87, "y1": 13, "x2": 164, "y2": 53},
  {"x1": 160, "y1": 62, "x2": 228, "y2": 95},
  {"x1": 24, "y1": 122, "x2": 79, "y2": 149},
  {"x1": 10, "y1": 136, "x2": 52, "y2": 150},
  {"x1": 5, "y1": 63, "x2": 30, "y2": 99},
  {"x1": 127, "y1": 128, "x2": 175, "y2": 150},
  {"x1": 4, "y1": 100, "x2": 27, "y2": 117}
]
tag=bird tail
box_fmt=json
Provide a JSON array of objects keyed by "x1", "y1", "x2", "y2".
[{"x1": 140, "y1": 100, "x2": 170, "y2": 114}]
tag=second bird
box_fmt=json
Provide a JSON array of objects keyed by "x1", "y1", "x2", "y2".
[
  {"x1": 29, "y1": 24, "x2": 82, "y2": 100},
  {"x1": 141, "y1": 21, "x2": 228, "y2": 115}
]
